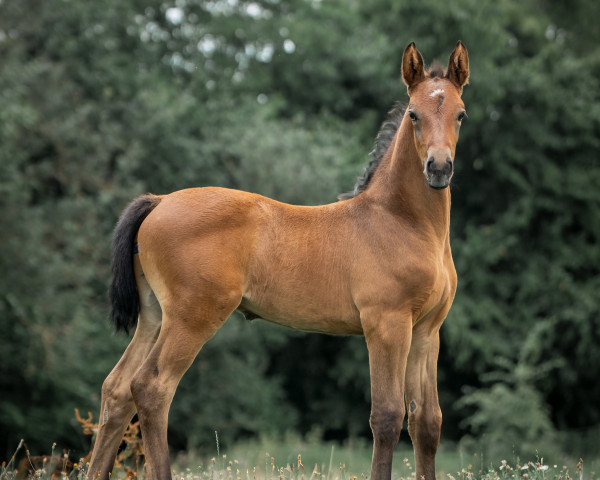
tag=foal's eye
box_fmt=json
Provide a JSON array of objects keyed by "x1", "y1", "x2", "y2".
[
  {"x1": 408, "y1": 111, "x2": 418, "y2": 122},
  {"x1": 457, "y1": 111, "x2": 467, "y2": 122}
]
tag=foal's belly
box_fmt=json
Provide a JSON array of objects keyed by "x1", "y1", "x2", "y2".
[{"x1": 237, "y1": 285, "x2": 363, "y2": 336}]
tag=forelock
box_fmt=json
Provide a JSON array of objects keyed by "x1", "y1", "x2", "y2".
[{"x1": 427, "y1": 62, "x2": 446, "y2": 79}]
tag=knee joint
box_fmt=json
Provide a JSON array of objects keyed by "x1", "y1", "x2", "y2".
[
  {"x1": 408, "y1": 407, "x2": 442, "y2": 454},
  {"x1": 370, "y1": 408, "x2": 405, "y2": 444}
]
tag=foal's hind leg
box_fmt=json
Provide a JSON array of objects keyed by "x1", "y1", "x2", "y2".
[
  {"x1": 130, "y1": 293, "x2": 239, "y2": 480},
  {"x1": 87, "y1": 263, "x2": 162, "y2": 479}
]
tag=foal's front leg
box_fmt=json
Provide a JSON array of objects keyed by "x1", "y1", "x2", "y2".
[
  {"x1": 405, "y1": 329, "x2": 443, "y2": 480},
  {"x1": 364, "y1": 312, "x2": 413, "y2": 480}
]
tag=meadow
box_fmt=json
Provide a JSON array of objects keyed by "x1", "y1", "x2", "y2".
[{"x1": 2, "y1": 423, "x2": 596, "y2": 480}]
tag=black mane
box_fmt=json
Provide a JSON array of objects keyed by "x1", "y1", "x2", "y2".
[{"x1": 338, "y1": 103, "x2": 406, "y2": 200}]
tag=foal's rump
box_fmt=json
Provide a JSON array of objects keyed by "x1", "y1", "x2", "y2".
[{"x1": 135, "y1": 187, "x2": 259, "y2": 314}]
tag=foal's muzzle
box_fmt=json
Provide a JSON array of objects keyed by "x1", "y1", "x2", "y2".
[{"x1": 424, "y1": 149, "x2": 454, "y2": 189}]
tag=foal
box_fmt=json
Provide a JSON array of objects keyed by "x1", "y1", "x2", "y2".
[{"x1": 88, "y1": 42, "x2": 469, "y2": 480}]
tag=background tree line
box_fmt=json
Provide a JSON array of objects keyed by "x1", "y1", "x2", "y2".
[{"x1": 1, "y1": 0, "x2": 599, "y2": 462}]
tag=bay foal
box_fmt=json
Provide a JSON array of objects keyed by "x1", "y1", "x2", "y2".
[{"x1": 88, "y1": 42, "x2": 469, "y2": 480}]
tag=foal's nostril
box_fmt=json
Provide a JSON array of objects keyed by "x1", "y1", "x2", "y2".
[{"x1": 426, "y1": 157, "x2": 452, "y2": 173}]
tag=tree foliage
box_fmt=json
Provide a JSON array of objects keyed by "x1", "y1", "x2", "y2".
[{"x1": 0, "y1": 0, "x2": 599, "y2": 461}]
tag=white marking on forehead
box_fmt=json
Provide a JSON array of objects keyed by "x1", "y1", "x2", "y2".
[{"x1": 429, "y1": 88, "x2": 445, "y2": 98}]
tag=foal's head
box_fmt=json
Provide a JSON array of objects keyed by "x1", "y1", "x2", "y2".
[{"x1": 401, "y1": 42, "x2": 470, "y2": 189}]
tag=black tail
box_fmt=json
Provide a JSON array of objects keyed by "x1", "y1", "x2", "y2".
[{"x1": 109, "y1": 194, "x2": 161, "y2": 334}]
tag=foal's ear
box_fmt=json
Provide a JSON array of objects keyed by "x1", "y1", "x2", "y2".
[
  {"x1": 402, "y1": 42, "x2": 425, "y2": 91},
  {"x1": 446, "y1": 41, "x2": 470, "y2": 94}
]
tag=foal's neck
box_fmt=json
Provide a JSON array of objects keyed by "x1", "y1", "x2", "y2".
[{"x1": 364, "y1": 116, "x2": 451, "y2": 243}]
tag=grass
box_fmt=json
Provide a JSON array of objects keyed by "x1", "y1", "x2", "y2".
[
  {"x1": 1, "y1": 415, "x2": 597, "y2": 480},
  {"x1": 170, "y1": 439, "x2": 596, "y2": 480},
  {"x1": 2, "y1": 432, "x2": 597, "y2": 480}
]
